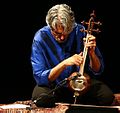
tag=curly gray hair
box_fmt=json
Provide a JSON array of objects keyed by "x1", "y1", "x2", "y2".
[{"x1": 46, "y1": 4, "x2": 75, "y2": 34}]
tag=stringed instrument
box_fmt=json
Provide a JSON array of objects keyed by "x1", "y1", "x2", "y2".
[{"x1": 68, "y1": 10, "x2": 102, "y2": 102}]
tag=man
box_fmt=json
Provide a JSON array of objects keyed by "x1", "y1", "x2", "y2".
[{"x1": 30, "y1": 4, "x2": 114, "y2": 107}]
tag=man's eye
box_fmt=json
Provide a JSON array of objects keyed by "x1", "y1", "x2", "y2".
[{"x1": 55, "y1": 32, "x2": 62, "y2": 35}]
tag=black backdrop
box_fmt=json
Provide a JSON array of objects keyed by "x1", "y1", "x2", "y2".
[{"x1": 1, "y1": 0, "x2": 120, "y2": 104}]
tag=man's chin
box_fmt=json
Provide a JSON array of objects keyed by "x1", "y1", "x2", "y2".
[{"x1": 56, "y1": 38, "x2": 67, "y2": 43}]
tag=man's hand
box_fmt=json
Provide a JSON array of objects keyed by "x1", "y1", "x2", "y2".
[
  {"x1": 83, "y1": 34, "x2": 96, "y2": 55},
  {"x1": 63, "y1": 52, "x2": 84, "y2": 66}
]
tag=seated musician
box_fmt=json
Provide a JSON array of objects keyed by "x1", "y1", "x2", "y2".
[{"x1": 30, "y1": 4, "x2": 115, "y2": 107}]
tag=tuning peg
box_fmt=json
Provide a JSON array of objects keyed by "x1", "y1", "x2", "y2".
[
  {"x1": 94, "y1": 21, "x2": 102, "y2": 26},
  {"x1": 92, "y1": 28, "x2": 101, "y2": 33}
]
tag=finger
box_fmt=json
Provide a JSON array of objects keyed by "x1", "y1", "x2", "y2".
[
  {"x1": 86, "y1": 42, "x2": 96, "y2": 48},
  {"x1": 79, "y1": 52, "x2": 83, "y2": 56},
  {"x1": 87, "y1": 34, "x2": 96, "y2": 40}
]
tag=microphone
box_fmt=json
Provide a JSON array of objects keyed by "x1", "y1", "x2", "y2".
[
  {"x1": 67, "y1": 72, "x2": 80, "y2": 81},
  {"x1": 33, "y1": 93, "x2": 56, "y2": 108}
]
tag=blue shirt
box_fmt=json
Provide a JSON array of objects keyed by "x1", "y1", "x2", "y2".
[{"x1": 31, "y1": 23, "x2": 104, "y2": 87}]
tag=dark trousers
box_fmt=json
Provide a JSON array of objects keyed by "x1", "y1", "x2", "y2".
[{"x1": 31, "y1": 79, "x2": 115, "y2": 107}]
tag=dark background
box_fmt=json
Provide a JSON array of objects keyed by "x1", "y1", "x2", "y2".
[{"x1": 1, "y1": 0, "x2": 120, "y2": 104}]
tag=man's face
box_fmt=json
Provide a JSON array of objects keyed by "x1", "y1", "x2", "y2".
[{"x1": 51, "y1": 24, "x2": 68, "y2": 43}]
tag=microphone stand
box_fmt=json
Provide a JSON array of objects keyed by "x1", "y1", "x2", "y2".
[{"x1": 29, "y1": 75, "x2": 79, "y2": 108}]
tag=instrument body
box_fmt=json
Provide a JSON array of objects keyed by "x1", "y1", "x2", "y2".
[{"x1": 68, "y1": 72, "x2": 91, "y2": 96}]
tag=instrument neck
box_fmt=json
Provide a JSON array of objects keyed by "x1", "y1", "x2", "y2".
[{"x1": 79, "y1": 34, "x2": 89, "y2": 76}]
